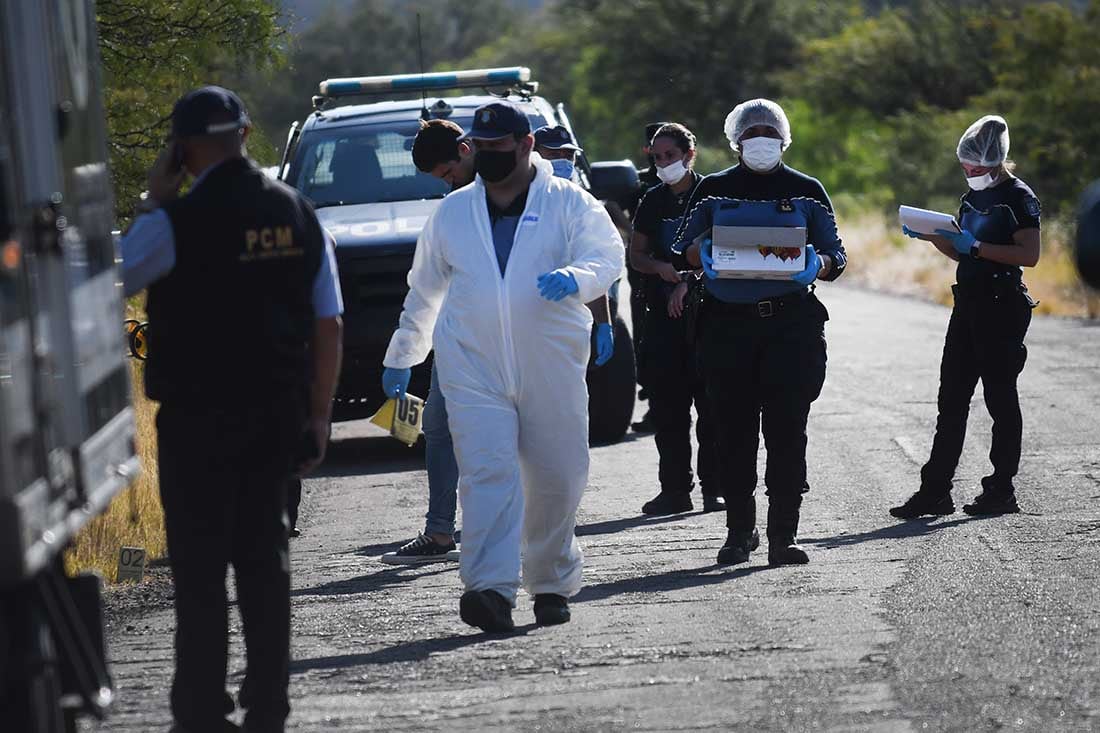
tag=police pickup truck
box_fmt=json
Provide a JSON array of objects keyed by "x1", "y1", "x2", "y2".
[{"x1": 277, "y1": 67, "x2": 640, "y2": 443}]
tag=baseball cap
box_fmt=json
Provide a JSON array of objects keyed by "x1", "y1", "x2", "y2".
[
  {"x1": 533, "y1": 125, "x2": 582, "y2": 152},
  {"x1": 460, "y1": 102, "x2": 530, "y2": 141},
  {"x1": 171, "y1": 86, "x2": 250, "y2": 138},
  {"x1": 645, "y1": 122, "x2": 668, "y2": 145}
]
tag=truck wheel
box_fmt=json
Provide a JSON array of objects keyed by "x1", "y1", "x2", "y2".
[{"x1": 586, "y1": 315, "x2": 635, "y2": 445}]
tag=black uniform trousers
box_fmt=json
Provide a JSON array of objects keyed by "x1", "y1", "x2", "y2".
[
  {"x1": 698, "y1": 293, "x2": 828, "y2": 542},
  {"x1": 157, "y1": 399, "x2": 302, "y2": 733},
  {"x1": 644, "y1": 301, "x2": 718, "y2": 496},
  {"x1": 920, "y1": 282, "x2": 1032, "y2": 496},
  {"x1": 628, "y1": 265, "x2": 649, "y2": 395}
]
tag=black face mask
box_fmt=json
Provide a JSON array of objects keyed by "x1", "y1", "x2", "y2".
[{"x1": 475, "y1": 149, "x2": 518, "y2": 183}]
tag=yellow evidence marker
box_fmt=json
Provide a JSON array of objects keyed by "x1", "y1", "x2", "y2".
[{"x1": 369, "y1": 394, "x2": 425, "y2": 447}]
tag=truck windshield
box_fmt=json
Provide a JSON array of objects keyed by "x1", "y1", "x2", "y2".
[{"x1": 291, "y1": 118, "x2": 472, "y2": 207}]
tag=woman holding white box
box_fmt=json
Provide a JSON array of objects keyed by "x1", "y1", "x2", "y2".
[
  {"x1": 672, "y1": 99, "x2": 847, "y2": 567},
  {"x1": 890, "y1": 115, "x2": 1041, "y2": 519}
]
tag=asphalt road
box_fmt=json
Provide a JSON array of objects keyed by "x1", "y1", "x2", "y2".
[{"x1": 87, "y1": 284, "x2": 1100, "y2": 732}]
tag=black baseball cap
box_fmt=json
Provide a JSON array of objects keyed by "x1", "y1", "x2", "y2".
[
  {"x1": 645, "y1": 122, "x2": 668, "y2": 144},
  {"x1": 534, "y1": 125, "x2": 582, "y2": 152},
  {"x1": 171, "y1": 86, "x2": 250, "y2": 138},
  {"x1": 460, "y1": 102, "x2": 531, "y2": 141}
]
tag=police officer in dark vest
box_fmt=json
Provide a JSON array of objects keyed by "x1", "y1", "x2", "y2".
[{"x1": 119, "y1": 86, "x2": 344, "y2": 733}]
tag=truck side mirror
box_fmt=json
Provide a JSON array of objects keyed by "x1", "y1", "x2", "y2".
[{"x1": 588, "y1": 161, "x2": 640, "y2": 211}]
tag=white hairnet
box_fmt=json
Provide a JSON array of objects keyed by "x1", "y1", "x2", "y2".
[
  {"x1": 724, "y1": 99, "x2": 792, "y2": 151},
  {"x1": 957, "y1": 115, "x2": 1010, "y2": 167}
]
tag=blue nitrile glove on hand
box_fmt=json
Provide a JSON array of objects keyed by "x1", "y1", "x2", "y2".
[
  {"x1": 901, "y1": 225, "x2": 921, "y2": 239},
  {"x1": 935, "y1": 228, "x2": 977, "y2": 256},
  {"x1": 382, "y1": 367, "x2": 411, "y2": 399},
  {"x1": 595, "y1": 322, "x2": 614, "y2": 366},
  {"x1": 537, "y1": 269, "x2": 579, "y2": 301},
  {"x1": 791, "y1": 245, "x2": 822, "y2": 286},
  {"x1": 699, "y1": 237, "x2": 718, "y2": 280}
]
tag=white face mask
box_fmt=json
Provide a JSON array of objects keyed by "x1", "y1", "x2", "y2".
[
  {"x1": 966, "y1": 171, "x2": 998, "y2": 191},
  {"x1": 656, "y1": 158, "x2": 688, "y2": 185},
  {"x1": 550, "y1": 158, "x2": 576, "y2": 180},
  {"x1": 738, "y1": 137, "x2": 783, "y2": 172}
]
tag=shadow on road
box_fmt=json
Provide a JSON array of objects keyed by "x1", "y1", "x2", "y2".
[
  {"x1": 311, "y1": 434, "x2": 425, "y2": 478},
  {"x1": 575, "y1": 511, "x2": 712, "y2": 537},
  {"x1": 575, "y1": 563, "x2": 772, "y2": 604},
  {"x1": 288, "y1": 625, "x2": 539, "y2": 673},
  {"x1": 802, "y1": 516, "x2": 989, "y2": 548},
  {"x1": 292, "y1": 565, "x2": 454, "y2": 598}
]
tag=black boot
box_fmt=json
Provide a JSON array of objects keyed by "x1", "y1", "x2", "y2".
[
  {"x1": 459, "y1": 589, "x2": 515, "y2": 633},
  {"x1": 767, "y1": 496, "x2": 809, "y2": 565},
  {"x1": 641, "y1": 491, "x2": 693, "y2": 515},
  {"x1": 702, "y1": 495, "x2": 726, "y2": 513},
  {"x1": 717, "y1": 495, "x2": 757, "y2": 565},
  {"x1": 963, "y1": 477, "x2": 1020, "y2": 515},
  {"x1": 889, "y1": 490, "x2": 955, "y2": 519},
  {"x1": 717, "y1": 528, "x2": 760, "y2": 565},
  {"x1": 533, "y1": 594, "x2": 571, "y2": 626}
]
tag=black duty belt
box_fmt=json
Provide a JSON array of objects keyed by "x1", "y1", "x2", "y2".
[{"x1": 705, "y1": 288, "x2": 810, "y2": 319}]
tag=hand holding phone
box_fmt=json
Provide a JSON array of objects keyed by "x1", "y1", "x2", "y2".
[{"x1": 146, "y1": 139, "x2": 186, "y2": 203}]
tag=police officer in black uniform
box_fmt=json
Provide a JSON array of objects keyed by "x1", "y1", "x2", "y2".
[
  {"x1": 119, "y1": 86, "x2": 343, "y2": 733},
  {"x1": 630, "y1": 123, "x2": 723, "y2": 515},
  {"x1": 673, "y1": 99, "x2": 847, "y2": 567},
  {"x1": 891, "y1": 115, "x2": 1040, "y2": 518},
  {"x1": 627, "y1": 122, "x2": 669, "y2": 433}
]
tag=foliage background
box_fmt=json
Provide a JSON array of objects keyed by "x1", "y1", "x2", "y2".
[{"x1": 98, "y1": 0, "x2": 1100, "y2": 220}]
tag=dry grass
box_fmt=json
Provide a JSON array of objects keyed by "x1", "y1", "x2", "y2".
[
  {"x1": 64, "y1": 350, "x2": 166, "y2": 583},
  {"x1": 840, "y1": 210, "x2": 1100, "y2": 318}
]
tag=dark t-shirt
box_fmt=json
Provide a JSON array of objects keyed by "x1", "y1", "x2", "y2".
[
  {"x1": 956, "y1": 176, "x2": 1041, "y2": 285},
  {"x1": 632, "y1": 170, "x2": 701, "y2": 262}
]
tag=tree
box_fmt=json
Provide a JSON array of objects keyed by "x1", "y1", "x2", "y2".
[
  {"x1": 238, "y1": 0, "x2": 520, "y2": 147},
  {"x1": 97, "y1": 0, "x2": 285, "y2": 217}
]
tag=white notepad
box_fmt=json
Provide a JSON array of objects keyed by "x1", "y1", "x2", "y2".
[{"x1": 898, "y1": 205, "x2": 961, "y2": 236}]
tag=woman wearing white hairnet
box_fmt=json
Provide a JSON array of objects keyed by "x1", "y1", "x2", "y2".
[
  {"x1": 381, "y1": 102, "x2": 623, "y2": 633},
  {"x1": 671, "y1": 99, "x2": 847, "y2": 567},
  {"x1": 891, "y1": 115, "x2": 1040, "y2": 519}
]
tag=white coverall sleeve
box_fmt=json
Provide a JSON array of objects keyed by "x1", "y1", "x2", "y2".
[
  {"x1": 383, "y1": 213, "x2": 451, "y2": 369},
  {"x1": 562, "y1": 194, "x2": 625, "y2": 303}
]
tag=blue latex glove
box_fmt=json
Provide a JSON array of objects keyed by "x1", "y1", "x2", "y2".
[
  {"x1": 537, "y1": 269, "x2": 579, "y2": 301},
  {"x1": 382, "y1": 367, "x2": 411, "y2": 399},
  {"x1": 594, "y1": 322, "x2": 614, "y2": 366},
  {"x1": 699, "y1": 237, "x2": 719, "y2": 280},
  {"x1": 935, "y1": 228, "x2": 977, "y2": 256},
  {"x1": 791, "y1": 245, "x2": 822, "y2": 286},
  {"x1": 901, "y1": 225, "x2": 921, "y2": 239}
]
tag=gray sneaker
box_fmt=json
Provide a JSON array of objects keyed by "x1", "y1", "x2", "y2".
[{"x1": 381, "y1": 533, "x2": 459, "y2": 564}]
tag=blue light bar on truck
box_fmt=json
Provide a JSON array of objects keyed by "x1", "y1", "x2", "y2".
[{"x1": 319, "y1": 67, "x2": 532, "y2": 97}]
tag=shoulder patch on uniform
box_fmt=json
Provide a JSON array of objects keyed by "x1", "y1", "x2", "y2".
[{"x1": 1025, "y1": 196, "x2": 1041, "y2": 218}]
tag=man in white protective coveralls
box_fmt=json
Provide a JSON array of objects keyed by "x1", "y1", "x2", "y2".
[{"x1": 381, "y1": 101, "x2": 623, "y2": 632}]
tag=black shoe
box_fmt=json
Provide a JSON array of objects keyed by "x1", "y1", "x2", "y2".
[
  {"x1": 459, "y1": 589, "x2": 515, "y2": 633},
  {"x1": 169, "y1": 721, "x2": 240, "y2": 733},
  {"x1": 631, "y1": 410, "x2": 656, "y2": 434},
  {"x1": 889, "y1": 491, "x2": 955, "y2": 519},
  {"x1": 533, "y1": 594, "x2": 571, "y2": 626},
  {"x1": 717, "y1": 528, "x2": 759, "y2": 565},
  {"x1": 381, "y1": 533, "x2": 459, "y2": 564},
  {"x1": 642, "y1": 491, "x2": 693, "y2": 516},
  {"x1": 963, "y1": 492, "x2": 1020, "y2": 515},
  {"x1": 702, "y1": 495, "x2": 726, "y2": 513},
  {"x1": 768, "y1": 541, "x2": 810, "y2": 566},
  {"x1": 288, "y1": 527, "x2": 301, "y2": 538}
]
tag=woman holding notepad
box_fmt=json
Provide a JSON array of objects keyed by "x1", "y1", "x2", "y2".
[{"x1": 891, "y1": 115, "x2": 1041, "y2": 519}]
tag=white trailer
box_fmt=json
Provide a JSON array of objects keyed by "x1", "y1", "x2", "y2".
[{"x1": 0, "y1": 1, "x2": 136, "y2": 730}]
